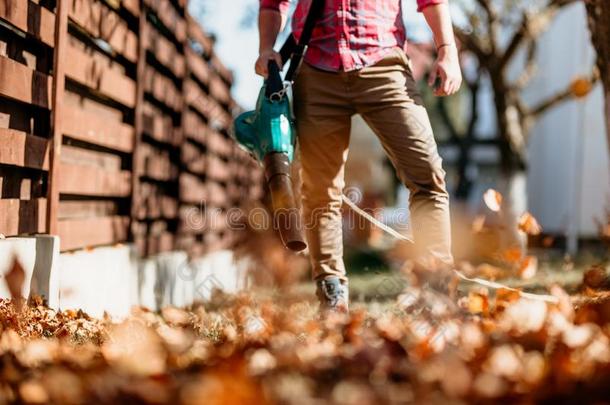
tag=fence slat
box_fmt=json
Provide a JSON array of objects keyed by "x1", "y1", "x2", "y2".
[
  {"x1": 62, "y1": 104, "x2": 135, "y2": 152},
  {"x1": 143, "y1": 66, "x2": 182, "y2": 111},
  {"x1": 0, "y1": 56, "x2": 52, "y2": 108},
  {"x1": 143, "y1": 0, "x2": 186, "y2": 42},
  {"x1": 59, "y1": 162, "x2": 131, "y2": 197},
  {"x1": 145, "y1": 29, "x2": 185, "y2": 78},
  {"x1": 0, "y1": 0, "x2": 55, "y2": 47},
  {"x1": 185, "y1": 48, "x2": 210, "y2": 85},
  {"x1": 0, "y1": 128, "x2": 50, "y2": 170},
  {"x1": 0, "y1": 199, "x2": 47, "y2": 235},
  {"x1": 58, "y1": 215, "x2": 129, "y2": 251},
  {"x1": 64, "y1": 39, "x2": 136, "y2": 107},
  {"x1": 68, "y1": 0, "x2": 138, "y2": 62}
]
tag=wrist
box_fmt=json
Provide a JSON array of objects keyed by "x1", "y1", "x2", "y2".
[
  {"x1": 437, "y1": 44, "x2": 457, "y2": 57},
  {"x1": 259, "y1": 47, "x2": 275, "y2": 55}
]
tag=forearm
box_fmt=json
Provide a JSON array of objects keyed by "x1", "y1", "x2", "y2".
[
  {"x1": 258, "y1": 9, "x2": 286, "y2": 52},
  {"x1": 422, "y1": 3, "x2": 456, "y2": 49}
]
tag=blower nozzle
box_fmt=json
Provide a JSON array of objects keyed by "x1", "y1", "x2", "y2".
[{"x1": 233, "y1": 60, "x2": 307, "y2": 252}]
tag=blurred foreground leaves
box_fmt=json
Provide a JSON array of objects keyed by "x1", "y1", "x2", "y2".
[{"x1": 1, "y1": 267, "x2": 610, "y2": 403}]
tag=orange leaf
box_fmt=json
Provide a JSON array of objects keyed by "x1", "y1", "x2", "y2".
[
  {"x1": 570, "y1": 77, "x2": 592, "y2": 98},
  {"x1": 501, "y1": 247, "x2": 524, "y2": 264},
  {"x1": 518, "y1": 212, "x2": 542, "y2": 235},
  {"x1": 467, "y1": 292, "x2": 489, "y2": 315},
  {"x1": 483, "y1": 189, "x2": 503, "y2": 212},
  {"x1": 582, "y1": 265, "x2": 608, "y2": 290},
  {"x1": 518, "y1": 256, "x2": 538, "y2": 280}
]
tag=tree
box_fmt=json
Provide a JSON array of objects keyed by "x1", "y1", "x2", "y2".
[
  {"x1": 585, "y1": 0, "x2": 610, "y2": 157},
  {"x1": 433, "y1": 0, "x2": 600, "y2": 252}
]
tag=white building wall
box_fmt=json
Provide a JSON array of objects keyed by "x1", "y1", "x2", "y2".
[{"x1": 524, "y1": 3, "x2": 608, "y2": 248}]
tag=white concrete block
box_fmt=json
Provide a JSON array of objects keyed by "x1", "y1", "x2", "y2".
[
  {"x1": 0, "y1": 237, "x2": 37, "y2": 299},
  {"x1": 138, "y1": 258, "x2": 161, "y2": 311},
  {"x1": 1, "y1": 238, "x2": 250, "y2": 317},
  {"x1": 58, "y1": 245, "x2": 137, "y2": 319},
  {"x1": 0, "y1": 236, "x2": 60, "y2": 307},
  {"x1": 192, "y1": 250, "x2": 249, "y2": 302}
]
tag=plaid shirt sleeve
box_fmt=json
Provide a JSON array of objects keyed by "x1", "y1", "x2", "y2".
[
  {"x1": 260, "y1": 0, "x2": 291, "y2": 17},
  {"x1": 416, "y1": 0, "x2": 447, "y2": 12}
]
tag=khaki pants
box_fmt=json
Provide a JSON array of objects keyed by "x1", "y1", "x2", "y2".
[{"x1": 294, "y1": 49, "x2": 453, "y2": 281}]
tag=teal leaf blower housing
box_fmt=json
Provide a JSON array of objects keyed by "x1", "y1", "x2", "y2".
[
  {"x1": 233, "y1": 61, "x2": 306, "y2": 252},
  {"x1": 234, "y1": 83, "x2": 296, "y2": 164}
]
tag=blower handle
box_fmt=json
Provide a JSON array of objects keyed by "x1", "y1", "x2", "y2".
[
  {"x1": 264, "y1": 153, "x2": 307, "y2": 252},
  {"x1": 265, "y1": 60, "x2": 284, "y2": 100}
]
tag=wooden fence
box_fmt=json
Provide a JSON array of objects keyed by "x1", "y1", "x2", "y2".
[{"x1": 0, "y1": 0, "x2": 263, "y2": 256}]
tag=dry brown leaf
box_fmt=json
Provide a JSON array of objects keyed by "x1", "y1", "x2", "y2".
[
  {"x1": 518, "y1": 256, "x2": 538, "y2": 280},
  {"x1": 485, "y1": 344, "x2": 523, "y2": 380},
  {"x1": 501, "y1": 247, "x2": 524, "y2": 264},
  {"x1": 466, "y1": 291, "x2": 489, "y2": 315},
  {"x1": 102, "y1": 320, "x2": 166, "y2": 376},
  {"x1": 582, "y1": 265, "x2": 609, "y2": 290},
  {"x1": 161, "y1": 306, "x2": 191, "y2": 326},
  {"x1": 500, "y1": 299, "x2": 547, "y2": 334},
  {"x1": 483, "y1": 189, "x2": 503, "y2": 212},
  {"x1": 518, "y1": 212, "x2": 542, "y2": 235},
  {"x1": 475, "y1": 263, "x2": 508, "y2": 280},
  {"x1": 522, "y1": 351, "x2": 546, "y2": 386},
  {"x1": 570, "y1": 77, "x2": 593, "y2": 98},
  {"x1": 473, "y1": 372, "x2": 507, "y2": 398},
  {"x1": 440, "y1": 355, "x2": 472, "y2": 398},
  {"x1": 19, "y1": 380, "x2": 48, "y2": 404}
]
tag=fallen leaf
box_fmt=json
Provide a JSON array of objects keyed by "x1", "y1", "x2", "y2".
[
  {"x1": 501, "y1": 247, "x2": 524, "y2": 264},
  {"x1": 466, "y1": 291, "x2": 489, "y2": 315},
  {"x1": 518, "y1": 212, "x2": 542, "y2": 235},
  {"x1": 500, "y1": 299, "x2": 547, "y2": 334},
  {"x1": 582, "y1": 265, "x2": 609, "y2": 290},
  {"x1": 485, "y1": 344, "x2": 523, "y2": 380},
  {"x1": 102, "y1": 320, "x2": 166, "y2": 376},
  {"x1": 483, "y1": 189, "x2": 503, "y2": 212},
  {"x1": 19, "y1": 380, "x2": 48, "y2": 404},
  {"x1": 518, "y1": 256, "x2": 538, "y2": 280},
  {"x1": 161, "y1": 307, "x2": 191, "y2": 326},
  {"x1": 473, "y1": 372, "x2": 507, "y2": 398}
]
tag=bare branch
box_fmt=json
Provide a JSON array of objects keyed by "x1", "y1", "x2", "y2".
[
  {"x1": 474, "y1": 0, "x2": 499, "y2": 55},
  {"x1": 498, "y1": 0, "x2": 579, "y2": 71},
  {"x1": 512, "y1": 40, "x2": 538, "y2": 90},
  {"x1": 454, "y1": 25, "x2": 490, "y2": 62},
  {"x1": 528, "y1": 68, "x2": 600, "y2": 118}
]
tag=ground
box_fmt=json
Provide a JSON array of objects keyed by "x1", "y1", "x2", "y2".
[{"x1": 0, "y1": 254, "x2": 610, "y2": 404}]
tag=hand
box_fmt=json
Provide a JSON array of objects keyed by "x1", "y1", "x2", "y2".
[
  {"x1": 255, "y1": 49, "x2": 283, "y2": 78},
  {"x1": 428, "y1": 45, "x2": 462, "y2": 97}
]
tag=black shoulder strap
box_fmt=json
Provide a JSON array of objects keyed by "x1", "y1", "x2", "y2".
[{"x1": 279, "y1": 0, "x2": 325, "y2": 82}]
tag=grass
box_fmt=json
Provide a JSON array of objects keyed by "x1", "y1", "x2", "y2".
[{"x1": 274, "y1": 249, "x2": 609, "y2": 310}]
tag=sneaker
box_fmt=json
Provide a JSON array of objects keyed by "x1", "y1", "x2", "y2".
[{"x1": 316, "y1": 277, "x2": 349, "y2": 313}]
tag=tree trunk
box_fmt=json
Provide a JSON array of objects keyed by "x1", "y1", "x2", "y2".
[
  {"x1": 492, "y1": 78, "x2": 528, "y2": 256},
  {"x1": 585, "y1": 0, "x2": 610, "y2": 157}
]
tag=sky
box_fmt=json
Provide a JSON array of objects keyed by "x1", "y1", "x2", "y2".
[{"x1": 189, "y1": 0, "x2": 434, "y2": 109}]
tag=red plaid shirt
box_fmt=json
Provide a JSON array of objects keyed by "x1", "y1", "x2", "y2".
[{"x1": 260, "y1": 0, "x2": 446, "y2": 71}]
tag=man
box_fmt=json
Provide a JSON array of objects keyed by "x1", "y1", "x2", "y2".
[{"x1": 255, "y1": 0, "x2": 462, "y2": 312}]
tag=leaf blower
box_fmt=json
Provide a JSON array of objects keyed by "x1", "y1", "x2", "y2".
[
  {"x1": 233, "y1": 60, "x2": 306, "y2": 251},
  {"x1": 232, "y1": 0, "x2": 325, "y2": 252}
]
